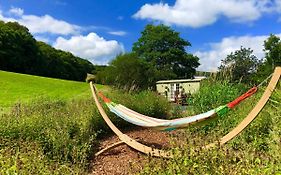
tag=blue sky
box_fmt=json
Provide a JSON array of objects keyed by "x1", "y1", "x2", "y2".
[{"x1": 1, "y1": 0, "x2": 281, "y2": 71}]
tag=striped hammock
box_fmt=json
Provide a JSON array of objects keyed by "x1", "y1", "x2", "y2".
[{"x1": 98, "y1": 87, "x2": 257, "y2": 131}]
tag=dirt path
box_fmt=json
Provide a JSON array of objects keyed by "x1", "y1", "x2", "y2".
[{"x1": 90, "y1": 128, "x2": 177, "y2": 175}]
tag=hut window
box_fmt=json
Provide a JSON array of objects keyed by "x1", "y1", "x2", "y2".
[{"x1": 176, "y1": 83, "x2": 179, "y2": 90}]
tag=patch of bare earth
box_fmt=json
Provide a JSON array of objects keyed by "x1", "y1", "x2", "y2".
[{"x1": 90, "y1": 128, "x2": 178, "y2": 175}]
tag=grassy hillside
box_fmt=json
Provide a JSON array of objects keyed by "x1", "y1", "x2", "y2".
[
  {"x1": 0, "y1": 71, "x2": 170, "y2": 174},
  {"x1": 0, "y1": 71, "x2": 102, "y2": 112}
]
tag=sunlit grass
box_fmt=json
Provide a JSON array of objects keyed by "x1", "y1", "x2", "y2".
[
  {"x1": 140, "y1": 81, "x2": 281, "y2": 175},
  {"x1": 0, "y1": 70, "x2": 107, "y2": 113},
  {"x1": 0, "y1": 71, "x2": 169, "y2": 174}
]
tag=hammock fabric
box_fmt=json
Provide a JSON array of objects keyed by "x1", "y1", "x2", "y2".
[{"x1": 98, "y1": 86, "x2": 258, "y2": 131}]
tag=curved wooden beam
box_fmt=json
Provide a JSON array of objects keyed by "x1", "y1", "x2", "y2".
[
  {"x1": 91, "y1": 67, "x2": 281, "y2": 157},
  {"x1": 89, "y1": 82, "x2": 173, "y2": 158},
  {"x1": 205, "y1": 66, "x2": 281, "y2": 149},
  {"x1": 95, "y1": 141, "x2": 125, "y2": 156}
]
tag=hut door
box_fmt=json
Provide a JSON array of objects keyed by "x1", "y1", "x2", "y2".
[
  {"x1": 170, "y1": 83, "x2": 179, "y2": 101},
  {"x1": 170, "y1": 84, "x2": 175, "y2": 101}
]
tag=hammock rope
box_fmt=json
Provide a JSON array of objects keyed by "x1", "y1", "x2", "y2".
[{"x1": 227, "y1": 86, "x2": 257, "y2": 109}]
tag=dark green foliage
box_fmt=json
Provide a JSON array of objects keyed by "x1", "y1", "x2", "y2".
[
  {"x1": 0, "y1": 21, "x2": 95, "y2": 81},
  {"x1": 133, "y1": 24, "x2": 200, "y2": 80},
  {"x1": 96, "y1": 53, "x2": 153, "y2": 90},
  {"x1": 218, "y1": 47, "x2": 261, "y2": 83},
  {"x1": 37, "y1": 42, "x2": 94, "y2": 81},
  {"x1": 92, "y1": 65, "x2": 107, "y2": 75},
  {"x1": 0, "y1": 21, "x2": 40, "y2": 74},
  {"x1": 264, "y1": 34, "x2": 281, "y2": 69},
  {"x1": 252, "y1": 34, "x2": 281, "y2": 83}
]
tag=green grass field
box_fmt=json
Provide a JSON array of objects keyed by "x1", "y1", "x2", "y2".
[
  {"x1": 0, "y1": 71, "x2": 105, "y2": 112},
  {"x1": 0, "y1": 70, "x2": 170, "y2": 174},
  {"x1": 1, "y1": 70, "x2": 280, "y2": 174}
]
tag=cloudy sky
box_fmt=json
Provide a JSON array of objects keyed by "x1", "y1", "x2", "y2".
[{"x1": 1, "y1": 0, "x2": 281, "y2": 71}]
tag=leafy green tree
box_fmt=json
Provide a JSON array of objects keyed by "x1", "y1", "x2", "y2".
[
  {"x1": 252, "y1": 34, "x2": 281, "y2": 83},
  {"x1": 96, "y1": 53, "x2": 150, "y2": 90},
  {"x1": 264, "y1": 34, "x2": 281, "y2": 69},
  {"x1": 219, "y1": 47, "x2": 261, "y2": 83},
  {"x1": 0, "y1": 21, "x2": 40, "y2": 74},
  {"x1": 37, "y1": 41, "x2": 95, "y2": 81},
  {"x1": 0, "y1": 20, "x2": 94, "y2": 81},
  {"x1": 132, "y1": 24, "x2": 199, "y2": 80}
]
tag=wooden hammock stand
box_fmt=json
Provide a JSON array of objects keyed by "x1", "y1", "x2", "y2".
[{"x1": 89, "y1": 67, "x2": 281, "y2": 158}]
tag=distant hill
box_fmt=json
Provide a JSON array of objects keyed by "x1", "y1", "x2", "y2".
[{"x1": 0, "y1": 21, "x2": 95, "y2": 81}]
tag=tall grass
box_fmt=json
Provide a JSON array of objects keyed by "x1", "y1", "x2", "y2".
[
  {"x1": 103, "y1": 89, "x2": 171, "y2": 119},
  {"x1": 0, "y1": 87, "x2": 170, "y2": 174},
  {"x1": 140, "y1": 80, "x2": 281, "y2": 174},
  {"x1": 191, "y1": 80, "x2": 247, "y2": 112},
  {"x1": 0, "y1": 98, "x2": 98, "y2": 173}
]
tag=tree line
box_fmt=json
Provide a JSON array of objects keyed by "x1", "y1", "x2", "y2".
[
  {"x1": 2, "y1": 19, "x2": 279, "y2": 87},
  {"x1": 95, "y1": 24, "x2": 200, "y2": 90},
  {"x1": 219, "y1": 34, "x2": 281, "y2": 84},
  {"x1": 0, "y1": 21, "x2": 95, "y2": 81},
  {"x1": 96, "y1": 23, "x2": 281, "y2": 90}
]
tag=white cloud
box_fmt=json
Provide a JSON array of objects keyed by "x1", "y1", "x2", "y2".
[
  {"x1": 194, "y1": 34, "x2": 281, "y2": 72},
  {"x1": 0, "y1": 7, "x2": 80, "y2": 35},
  {"x1": 9, "y1": 7, "x2": 24, "y2": 16},
  {"x1": 53, "y1": 33, "x2": 124, "y2": 64},
  {"x1": 277, "y1": 0, "x2": 281, "y2": 11},
  {"x1": 108, "y1": 31, "x2": 127, "y2": 36},
  {"x1": 19, "y1": 15, "x2": 81, "y2": 35},
  {"x1": 133, "y1": 0, "x2": 279, "y2": 27},
  {"x1": 1, "y1": 7, "x2": 125, "y2": 64}
]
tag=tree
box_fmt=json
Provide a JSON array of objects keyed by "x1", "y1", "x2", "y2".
[
  {"x1": 0, "y1": 21, "x2": 95, "y2": 81},
  {"x1": 264, "y1": 34, "x2": 281, "y2": 69},
  {"x1": 219, "y1": 47, "x2": 261, "y2": 83},
  {"x1": 132, "y1": 24, "x2": 199, "y2": 80},
  {"x1": 37, "y1": 41, "x2": 95, "y2": 81},
  {"x1": 0, "y1": 21, "x2": 40, "y2": 74},
  {"x1": 96, "y1": 53, "x2": 150, "y2": 90}
]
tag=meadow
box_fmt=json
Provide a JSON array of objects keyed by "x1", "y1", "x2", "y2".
[
  {"x1": 140, "y1": 80, "x2": 281, "y2": 174},
  {"x1": 0, "y1": 71, "x2": 94, "y2": 111},
  {"x1": 0, "y1": 71, "x2": 170, "y2": 174},
  {"x1": 0, "y1": 70, "x2": 280, "y2": 174}
]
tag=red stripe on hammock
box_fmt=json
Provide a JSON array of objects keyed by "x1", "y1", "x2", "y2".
[
  {"x1": 98, "y1": 92, "x2": 111, "y2": 103},
  {"x1": 227, "y1": 86, "x2": 258, "y2": 109}
]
